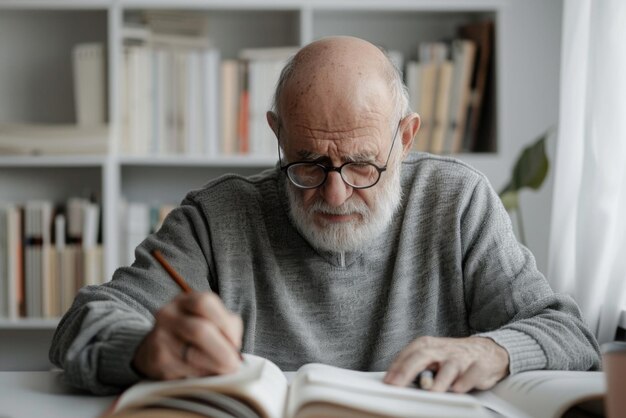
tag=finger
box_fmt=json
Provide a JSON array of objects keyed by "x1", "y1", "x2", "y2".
[
  {"x1": 170, "y1": 315, "x2": 241, "y2": 374},
  {"x1": 179, "y1": 292, "x2": 243, "y2": 348},
  {"x1": 147, "y1": 329, "x2": 203, "y2": 380},
  {"x1": 386, "y1": 336, "x2": 441, "y2": 374},
  {"x1": 159, "y1": 297, "x2": 242, "y2": 372},
  {"x1": 169, "y1": 341, "x2": 211, "y2": 379},
  {"x1": 184, "y1": 328, "x2": 240, "y2": 375},
  {"x1": 451, "y1": 363, "x2": 500, "y2": 393},
  {"x1": 384, "y1": 348, "x2": 440, "y2": 386},
  {"x1": 431, "y1": 360, "x2": 467, "y2": 393}
]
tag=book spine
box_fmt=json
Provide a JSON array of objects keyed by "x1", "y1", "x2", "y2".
[{"x1": 73, "y1": 43, "x2": 106, "y2": 127}]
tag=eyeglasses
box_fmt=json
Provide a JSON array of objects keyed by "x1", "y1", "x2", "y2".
[{"x1": 277, "y1": 120, "x2": 402, "y2": 190}]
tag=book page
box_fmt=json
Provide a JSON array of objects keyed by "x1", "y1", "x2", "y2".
[
  {"x1": 473, "y1": 371, "x2": 605, "y2": 418},
  {"x1": 286, "y1": 364, "x2": 491, "y2": 418},
  {"x1": 113, "y1": 354, "x2": 288, "y2": 418}
]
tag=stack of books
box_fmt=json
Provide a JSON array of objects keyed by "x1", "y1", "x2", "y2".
[
  {"x1": 120, "y1": 11, "x2": 298, "y2": 158},
  {"x1": 0, "y1": 198, "x2": 103, "y2": 319},
  {"x1": 406, "y1": 20, "x2": 494, "y2": 154},
  {"x1": 120, "y1": 15, "x2": 219, "y2": 156},
  {"x1": 221, "y1": 47, "x2": 298, "y2": 157}
]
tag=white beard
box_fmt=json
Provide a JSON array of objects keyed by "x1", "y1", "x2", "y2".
[{"x1": 286, "y1": 160, "x2": 403, "y2": 253}]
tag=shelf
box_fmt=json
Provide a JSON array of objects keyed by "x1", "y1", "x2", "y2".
[
  {"x1": 0, "y1": 0, "x2": 110, "y2": 9},
  {"x1": 0, "y1": 155, "x2": 107, "y2": 168},
  {"x1": 119, "y1": 0, "x2": 501, "y2": 11},
  {"x1": 119, "y1": 154, "x2": 277, "y2": 167},
  {"x1": 121, "y1": 0, "x2": 301, "y2": 10},
  {"x1": 0, "y1": 318, "x2": 60, "y2": 330}
]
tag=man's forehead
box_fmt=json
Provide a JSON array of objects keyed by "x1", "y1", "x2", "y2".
[
  {"x1": 281, "y1": 129, "x2": 384, "y2": 163},
  {"x1": 294, "y1": 146, "x2": 380, "y2": 163}
]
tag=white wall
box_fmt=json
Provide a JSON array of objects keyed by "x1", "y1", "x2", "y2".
[{"x1": 497, "y1": 0, "x2": 563, "y2": 275}]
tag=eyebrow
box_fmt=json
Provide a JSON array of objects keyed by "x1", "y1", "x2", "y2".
[{"x1": 295, "y1": 150, "x2": 378, "y2": 164}]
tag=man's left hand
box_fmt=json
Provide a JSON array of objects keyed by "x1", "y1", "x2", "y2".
[{"x1": 383, "y1": 336, "x2": 510, "y2": 393}]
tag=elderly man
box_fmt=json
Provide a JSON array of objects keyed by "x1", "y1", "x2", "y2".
[{"x1": 50, "y1": 36, "x2": 600, "y2": 395}]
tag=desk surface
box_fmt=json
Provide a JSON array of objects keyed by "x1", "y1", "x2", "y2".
[
  {"x1": 0, "y1": 371, "x2": 301, "y2": 418},
  {"x1": 0, "y1": 371, "x2": 115, "y2": 418}
]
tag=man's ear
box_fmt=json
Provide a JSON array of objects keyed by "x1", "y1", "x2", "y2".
[
  {"x1": 400, "y1": 113, "x2": 420, "y2": 156},
  {"x1": 266, "y1": 111, "x2": 279, "y2": 138}
]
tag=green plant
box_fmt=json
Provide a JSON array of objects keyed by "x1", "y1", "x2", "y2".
[{"x1": 499, "y1": 130, "x2": 551, "y2": 245}]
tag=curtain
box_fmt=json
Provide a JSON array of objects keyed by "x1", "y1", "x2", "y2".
[{"x1": 548, "y1": 0, "x2": 626, "y2": 344}]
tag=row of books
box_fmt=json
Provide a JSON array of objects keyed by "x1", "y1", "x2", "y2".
[
  {"x1": 0, "y1": 198, "x2": 104, "y2": 319},
  {"x1": 120, "y1": 19, "x2": 297, "y2": 157},
  {"x1": 121, "y1": 23, "x2": 493, "y2": 157},
  {"x1": 121, "y1": 42, "x2": 220, "y2": 156},
  {"x1": 408, "y1": 20, "x2": 494, "y2": 154},
  {"x1": 0, "y1": 16, "x2": 493, "y2": 158}
]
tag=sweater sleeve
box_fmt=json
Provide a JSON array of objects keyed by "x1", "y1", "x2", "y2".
[
  {"x1": 459, "y1": 176, "x2": 601, "y2": 374},
  {"x1": 49, "y1": 198, "x2": 214, "y2": 394}
]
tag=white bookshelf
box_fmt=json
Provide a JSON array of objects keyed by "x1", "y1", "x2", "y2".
[
  {"x1": 0, "y1": 318, "x2": 59, "y2": 330},
  {"x1": 0, "y1": 0, "x2": 564, "y2": 369}
]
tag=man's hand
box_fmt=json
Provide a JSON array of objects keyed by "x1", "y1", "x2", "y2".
[
  {"x1": 384, "y1": 336, "x2": 510, "y2": 393},
  {"x1": 133, "y1": 292, "x2": 243, "y2": 380}
]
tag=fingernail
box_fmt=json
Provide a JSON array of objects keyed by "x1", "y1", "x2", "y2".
[{"x1": 384, "y1": 372, "x2": 397, "y2": 383}]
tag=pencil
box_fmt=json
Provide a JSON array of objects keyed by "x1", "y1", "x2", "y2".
[
  {"x1": 151, "y1": 249, "x2": 245, "y2": 362},
  {"x1": 152, "y1": 250, "x2": 193, "y2": 293},
  {"x1": 416, "y1": 370, "x2": 435, "y2": 390}
]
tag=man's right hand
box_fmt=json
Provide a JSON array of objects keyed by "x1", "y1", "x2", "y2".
[{"x1": 132, "y1": 292, "x2": 243, "y2": 380}]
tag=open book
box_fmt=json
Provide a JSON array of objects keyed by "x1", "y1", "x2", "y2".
[{"x1": 107, "y1": 354, "x2": 605, "y2": 418}]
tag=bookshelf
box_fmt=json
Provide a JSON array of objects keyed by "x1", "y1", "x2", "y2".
[{"x1": 0, "y1": 0, "x2": 563, "y2": 369}]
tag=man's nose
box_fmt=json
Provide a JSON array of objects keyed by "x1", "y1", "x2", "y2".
[{"x1": 320, "y1": 171, "x2": 352, "y2": 207}]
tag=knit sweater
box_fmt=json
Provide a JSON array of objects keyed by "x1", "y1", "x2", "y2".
[{"x1": 49, "y1": 153, "x2": 601, "y2": 395}]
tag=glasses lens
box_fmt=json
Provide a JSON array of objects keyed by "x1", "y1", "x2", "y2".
[
  {"x1": 287, "y1": 163, "x2": 326, "y2": 188},
  {"x1": 342, "y1": 163, "x2": 380, "y2": 188}
]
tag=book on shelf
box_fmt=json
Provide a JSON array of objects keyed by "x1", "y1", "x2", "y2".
[
  {"x1": 23, "y1": 201, "x2": 53, "y2": 318},
  {"x1": 0, "y1": 206, "x2": 21, "y2": 318},
  {"x1": 0, "y1": 198, "x2": 104, "y2": 319},
  {"x1": 406, "y1": 20, "x2": 495, "y2": 155},
  {"x1": 220, "y1": 59, "x2": 241, "y2": 155},
  {"x1": 458, "y1": 20, "x2": 495, "y2": 153},
  {"x1": 0, "y1": 205, "x2": 24, "y2": 319},
  {"x1": 107, "y1": 354, "x2": 605, "y2": 418},
  {"x1": 215, "y1": 46, "x2": 298, "y2": 157},
  {"x1": 242, "y1": 47, "x2": 298, "y2": 157},
  {"x1": 0, "y1": 123, "x2": 108, "y2": 156},
  {"x1": 444, "y1": 39, "x2": 476, "y2": 154},
  {"x1": 430, "y1": 60, "x2": 454, "y2": 155},
  {"x1": 72, "y1": 43, "x2": 106, "y2": 127},
  {"x1": 411, "y1": 42, "x2": 449, "y2": 153},
  {"x1": 120, "y1": 22, "x2": 220, "y2": 157},
  {"x1": 237, "y1": 60, "x2": 250, "y2": 155}
]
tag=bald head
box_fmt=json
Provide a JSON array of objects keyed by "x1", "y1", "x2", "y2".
[
  {"x1": 271, "y1": 36, "x2": 409, "y2": 130},
  {"x1": 268, "y1": 37, "x2": 420, "y2": 253}
]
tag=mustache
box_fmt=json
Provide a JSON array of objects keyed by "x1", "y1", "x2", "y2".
[{"x1": 307, "y1": 198, "x2": 370, "y2": 217}]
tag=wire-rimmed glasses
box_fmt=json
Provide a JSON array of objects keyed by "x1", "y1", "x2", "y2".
[{"x1": 277, "y1": 120, "x2": 401, "y2": 190}]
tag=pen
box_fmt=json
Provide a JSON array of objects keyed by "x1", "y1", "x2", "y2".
[
  {"x1": 415, "y1": 370, "x2": 435, "y2": 390},
  {"x1": 151, "y1": 249, "x2": 245, "y2": 362}
]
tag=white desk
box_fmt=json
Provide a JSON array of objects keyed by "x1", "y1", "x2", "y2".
[
  {"x1": 0, "y1": 371, "x2": 115, "y2": 418},
  {"x1": 0, "y1": 371, "x2": 300, "y2": 418}
]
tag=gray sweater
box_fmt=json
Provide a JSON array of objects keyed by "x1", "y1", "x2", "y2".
[{"x1": 49, "y1": 153, "x2": 600, "y2": 395}]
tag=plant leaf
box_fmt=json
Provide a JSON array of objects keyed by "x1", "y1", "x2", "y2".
[
  {"x1": 510, "y1": 133, "x2": 550, "y2": 191},
  {"x1": 499, "y1": 131, "x2": 550, "y2": 204}
]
